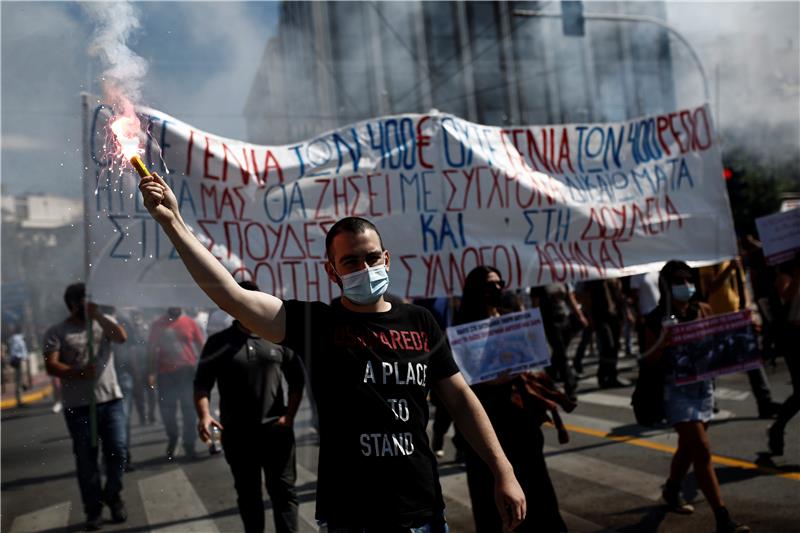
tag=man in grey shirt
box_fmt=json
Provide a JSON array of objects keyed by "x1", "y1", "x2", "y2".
[{"x1": 43, "y1": 283, "x2": 128, "y2": 531}]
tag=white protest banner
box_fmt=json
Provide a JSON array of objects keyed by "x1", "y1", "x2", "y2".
[
  {"x1": 445, "y1": 309, "x2": 550, "y2": 385},
  {"x1": 82, "y1": 95, "x2": 737, "y2": 307},
  {"x1": 666, "y1": 310, "x2": 762, "y2": 385},
  {"x1": 755, "y1": 208, "x2": 800, "y2": 265}
]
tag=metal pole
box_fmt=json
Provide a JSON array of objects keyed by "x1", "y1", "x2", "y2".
[
  {"x1": 81, "y1": 93, "x2": 98, "y2": 448},
  {"x1": 513, "y1": 9, "x2": 711, "y2": 103}
]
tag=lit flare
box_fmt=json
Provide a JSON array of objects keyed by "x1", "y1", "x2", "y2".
[{"x1": 109, "y1": 115, "x2": 150, "y2": 177}]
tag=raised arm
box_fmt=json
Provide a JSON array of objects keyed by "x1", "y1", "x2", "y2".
[{"x1": 139, "y1": 174, "x2": 286, "y2": 342}]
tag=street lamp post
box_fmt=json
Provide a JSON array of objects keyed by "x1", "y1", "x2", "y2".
[{"x1": 513, "y1": 8, "x2": 711, "y2": 103}]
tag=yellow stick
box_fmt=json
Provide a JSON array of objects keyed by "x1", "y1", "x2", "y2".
[{"x1": 130, "y1": 155, "x2": 151, "y2": 178}]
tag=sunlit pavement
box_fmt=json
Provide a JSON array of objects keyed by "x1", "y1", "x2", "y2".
[{"x1": 2, "y1": 355, "x2": 798, "y2": 532}]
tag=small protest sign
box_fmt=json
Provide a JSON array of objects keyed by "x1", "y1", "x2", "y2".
[
  {"x1": 755, "y1": 208, "x2": 800, "y2": 265},
  {"x1": 446, "y1": 308, "x2": 550, "y2": 385},
  {"x1": 666, "y1": 310, "x2": 761, "y2": 385}
]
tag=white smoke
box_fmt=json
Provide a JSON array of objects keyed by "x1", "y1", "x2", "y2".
[{"x1": 83, "y1": 1, "x2": 147, "y2": 118}]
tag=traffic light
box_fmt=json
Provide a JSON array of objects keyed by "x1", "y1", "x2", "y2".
[{"x1": 561, "y1": 1, "x2": 585, "y2": 37}]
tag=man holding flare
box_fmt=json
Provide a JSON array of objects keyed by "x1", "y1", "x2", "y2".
[{"x1": 137, "y1": 170, "x2": 526, "y2": 531}]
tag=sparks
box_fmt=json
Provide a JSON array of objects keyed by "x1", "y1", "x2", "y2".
[
  {"x1": 109, "y1": 115, "x2": 143, "y2": 160},
  {"x1": 109, "y1": 115, "x2": 150, "y2": 177}
]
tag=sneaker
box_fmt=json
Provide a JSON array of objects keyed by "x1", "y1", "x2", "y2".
[
  {"x1": 662, "y1": 486, "x2": 694, "y2": 514},
  {"x1": 768, "y1": 425, "x2": 785, "y2": 456},
  {"x1": 166, "y1": 437, "x2": 177, "y2": 461},
  {"x1": 715, "y1": 520, "x2": 751, "y2": 533},
  {"x1": 52, "y1": 401, "x2": 63, "y2": 414},
  {"x1": 84, "y1": 513, "x2": 103, "y2": 531},
  {"x1": 598, "y1": 377, "x2": 631, "y2": 389},
  {"x1": 104, "y1": 496, "x2": 128, "y2": 523},
  {"x1": 434, "y1": 449, "x2": 445, "y2": 458}
]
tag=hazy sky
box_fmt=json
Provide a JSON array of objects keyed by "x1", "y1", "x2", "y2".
[
  {"x1": 1, "y1": 1, "x2": 798, "y2": 198},
  {"x1": 1, "y1": 1, "x2": 279, "y2": 198}
]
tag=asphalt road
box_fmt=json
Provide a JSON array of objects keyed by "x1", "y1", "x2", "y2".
[{"x1": 2, "y1": 354, "x2": 798, "y2": 533}]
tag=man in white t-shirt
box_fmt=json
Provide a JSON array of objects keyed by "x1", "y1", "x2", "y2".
[{"x1": 629, "y1": 271, "x2": 660, "y2": 354}]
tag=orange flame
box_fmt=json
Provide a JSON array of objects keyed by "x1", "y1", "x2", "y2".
[{"x1": 109, "y1": 115, "x2": 143, "y2": 161}]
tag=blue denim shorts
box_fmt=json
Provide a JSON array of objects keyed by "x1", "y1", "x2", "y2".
[{"x1": 664, "y1": 380, "x2": 714, "y2": 425}]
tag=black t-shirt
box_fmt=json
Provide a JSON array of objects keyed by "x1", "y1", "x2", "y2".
[
  {"x1": 194, "y1": 324, "x2": 305, "y2": 432},
  {"x1": 280, "y1": 299, "x2": 460, "y2": 527}
]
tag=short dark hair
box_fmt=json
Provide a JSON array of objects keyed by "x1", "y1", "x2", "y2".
[
  {"x1": 238, "y1": 280, "x2": 260, "y2": 292},
  {"x1": 64, "y1": 283, "x2": 85, "y2": 310},
  {"x1": 325, "y1": 217, "x2": 384, "y2": 261}
]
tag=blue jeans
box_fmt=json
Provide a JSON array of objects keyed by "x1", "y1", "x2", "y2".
[
  {"x1": 118, "y1": 372, "x2": 134, "y2": 464},
  {"x1": 63, "y1": 399, "x2": 126, "y2": 516}
]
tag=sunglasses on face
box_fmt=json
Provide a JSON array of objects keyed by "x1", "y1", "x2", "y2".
[{"x1": 486, "y1": 280, "x2": 506, "y2": 289}]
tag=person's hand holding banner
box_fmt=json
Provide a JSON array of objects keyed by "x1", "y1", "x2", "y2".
[
  {"x1": 446, "y1": 309, "x2": 551, "y2": 385},
  {"x1": 665, "y1": 310, "x2": 761, "y2": 385}
]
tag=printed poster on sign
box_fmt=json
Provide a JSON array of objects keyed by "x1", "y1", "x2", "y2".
[
  {"x1": 665, "y1": 310, "x2": 762, "y2": 385},
  {"x1": 446, "y1": 309, "x2": 550, "y2": 385},
  {"x1": 755, "y1": 208, "x2": 800, "y2": 265}
]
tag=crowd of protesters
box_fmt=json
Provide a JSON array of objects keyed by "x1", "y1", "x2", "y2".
[{"x1": 5, "y1": 198, "x2": 798, "y2": 533}]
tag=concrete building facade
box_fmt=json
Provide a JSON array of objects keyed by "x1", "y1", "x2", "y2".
[{"x1": 245, "y1": 1, "x2": 676, "y2": 145}]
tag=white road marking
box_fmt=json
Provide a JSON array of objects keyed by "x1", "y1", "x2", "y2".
[
  {"x1": 138, "y1": 468, "x2": 220, "y2": 532},
  {"x1": 715, "y1": 387, "x2": 751, "y2": 401},
  {"x1": 437, "y1": 469, "x2": 471, "y2": 506},
  {"x1": 544, "y1": 445, "x2": 663, "y2": 501},
  {"x1": 438, "y1": 469, "x2": 613, "y2": 532},
  {"x1": 296, "y1": 464, "x2": 321, "y2": 531},
  {"x1": 9, "y1": 501, "x2": 71, "y2": 533},
  {"x1": 560, "y1": 510, "x2": 618, "y2": 533},
  {"x1": 577, "y1": 391, "x2": 635, "y2": 409}
]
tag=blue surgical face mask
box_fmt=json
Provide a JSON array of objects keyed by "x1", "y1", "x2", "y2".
[
  {"x1": 671, "y1": 283, "x2": 696, "y2": 302},
  {"x1": 337, "y1": 262, "x2": 390, "y2": 305}
]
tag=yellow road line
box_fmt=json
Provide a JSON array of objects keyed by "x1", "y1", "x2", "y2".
[
  {"x1": 0, "y1": 385, "x2": 53, "y2": 410},
  {"x1": 561, "y1": 422, "x2": 800, "y2": 482}
]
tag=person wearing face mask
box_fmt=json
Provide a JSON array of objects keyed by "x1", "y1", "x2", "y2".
[
  {"x1": 456, "y1": 266, "x2": 568, "y2": 533},
  {"x1": 642, "y1": 261, "x2": 750, "y2": 533},
  {"x1": 138, "y1": 168, "x2": 527, "y2": 533},
  {"x1": 147, "y1": 307, "x2": 205, "y2": 460}
]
